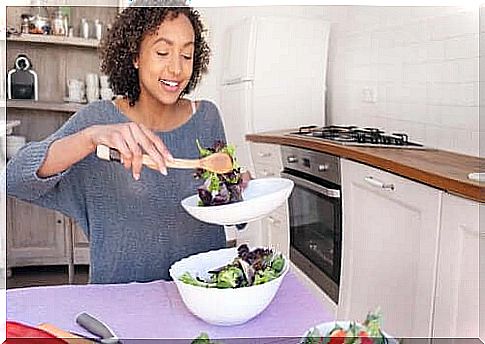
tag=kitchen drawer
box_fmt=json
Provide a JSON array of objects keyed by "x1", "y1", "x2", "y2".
[
  {"x1": 249, "y1": 142, "x2": 282, "y2": 178},
  {"x1": 254, "y1": 166, "x2": 281, "y2": 179}
]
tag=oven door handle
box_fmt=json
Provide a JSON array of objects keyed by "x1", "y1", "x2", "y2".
[{"x1": 281, "y1": 172, "x2": 341, "y2": 198}]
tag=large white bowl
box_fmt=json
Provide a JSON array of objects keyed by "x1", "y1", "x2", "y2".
[
  {"x1": 301, "y1": 321, "x2": 397, "y2": 344},
  {"x1": 169, "y1": 247, "x2": 289, "y2": 326},
  {"x1": 181, "y1": 177, "x2": 294, "y2": 225}
]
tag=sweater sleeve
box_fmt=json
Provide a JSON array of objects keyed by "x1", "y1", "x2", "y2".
[{"x1": 5, "y1": 102, "x2": 101, "y2": 228}]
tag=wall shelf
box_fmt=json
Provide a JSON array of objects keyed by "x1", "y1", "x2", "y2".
[
  {"x1": 7, "y1": 100, "x2": 83, "y2": 113},
  {"x1": 7, "y1": 34, "x2": 100, "y2": 49}
]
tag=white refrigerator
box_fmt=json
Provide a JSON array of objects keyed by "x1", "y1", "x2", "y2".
[
  {"x1": 219, "y1": 15, "x2": 331, "y2": 173},
  {"x1": 219, "y1": 15, "x2": 331, "y2": 246}
]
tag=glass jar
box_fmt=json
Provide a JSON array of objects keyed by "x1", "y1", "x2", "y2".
[
  {"x1": 20, "y1": 14, "x2": 31, "y2": 34},
  {"x1": 51, "y1": 11, "x2": 67, "y2": 36}
]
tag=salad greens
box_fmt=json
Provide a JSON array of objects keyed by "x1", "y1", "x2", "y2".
[
  {"x1": 195, "y1": 140, "x2": 243, "y2": 206},
  {"x1": 302, "y1": 309, "x2": 388, "y2": 344},
  {"x1": 190, "y1": 309, "x2": 388, "y2": 344},
  {"x1": 191, "y1": 333, "x2": 220, "y2": 344},
  {"x1": 179, "y1": 244, "x2": 286, "y2": 289}
]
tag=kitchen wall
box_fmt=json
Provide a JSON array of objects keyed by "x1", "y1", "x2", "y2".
[
  {"x1": 325, "y1": 6, "x2": 479, "y2": 156},
  {"x1": 190, "y1": 6, "x2": 347, "y2": 106},
  {"x1": 195, "y1": 5, "x2": 480, "y2": 157}
]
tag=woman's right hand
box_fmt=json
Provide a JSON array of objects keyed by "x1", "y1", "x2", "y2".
[{"x1": 83, "y1": 122, "x2": 173, "y2": 180}]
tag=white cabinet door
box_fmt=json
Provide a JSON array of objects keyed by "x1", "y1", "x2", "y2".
[
  {"x1": 339, "y1": 159, "x2": 441, "y2": 337},
  {"x1": 240, "y1": 142, "x2": 288, "y2": 250},
  {"x1": 433, "y1": 193, "x2": 480, "y2": 338},
  {"x1": 262, "y1": 203, "x2": 289, "y2": 256}
]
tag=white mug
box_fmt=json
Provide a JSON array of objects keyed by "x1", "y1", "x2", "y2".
[
  {"x1": 100, "y1": 75, "x2": 110, "y2": 89},
  {"x1": 86, "y1": 86, "x2": 100, "y2": 103},
  {"x1": 100, "y1": 87, "x2": 113, "y2": 100},
  {"x1": 67, "y1": 79, "x2": 85, "y2": 103},
  {"x1": 85, "y1": 73, "x2": 99, "y2": 88}
]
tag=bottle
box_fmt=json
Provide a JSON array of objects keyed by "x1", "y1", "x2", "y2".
[
  {"x1": 94, "y1": 19, "x2": 103, "y2": 40},
  {"x1": 59, "y1": 6, "x2": 70, "y2": 36},
  {"x1": 20, "y1": 14, "x2": 30, "y2": 34},
  {"x1": 81, "y1": 18, "x2": 89, "y2": 39}
]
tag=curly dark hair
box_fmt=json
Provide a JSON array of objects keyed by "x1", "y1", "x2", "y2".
[{"x1": 99, "y1": 6, "x2": 210, "y2": 106}]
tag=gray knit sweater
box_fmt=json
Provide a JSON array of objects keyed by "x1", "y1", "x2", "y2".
[{"x1": 6, "y1": 99, "x2": 227, "y2": 284}]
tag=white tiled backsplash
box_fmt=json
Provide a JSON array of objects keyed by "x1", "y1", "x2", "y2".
[{"x1": 327, "y1": 6, "x2": 480, "y2": 156}]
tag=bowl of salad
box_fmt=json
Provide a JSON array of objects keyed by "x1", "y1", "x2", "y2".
[
  {"x1": 301, "y1": 310, "x2": 397, "y2": 344},
  {"x1": 169, "y1": 244, "x2": 289, "y2": 326},
  {"x1": 180, "y1": 140, "x2": 294, "y2": 225}
]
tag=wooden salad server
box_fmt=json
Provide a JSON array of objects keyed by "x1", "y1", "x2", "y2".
[{"x1": 96, "y1": 144, "x2": 233, "y2": 174}]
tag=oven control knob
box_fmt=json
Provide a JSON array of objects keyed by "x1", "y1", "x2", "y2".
[
  {"x1": 318, "y1": 164, "x2": 329, "y2": 171},
  {"x1": 287, "y1": 156, "x2": 298, "y2": 163}
]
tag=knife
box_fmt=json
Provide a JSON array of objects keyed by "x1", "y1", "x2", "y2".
[{"x1": 76, "y1": 312, "x2": 121, "y2": 344}]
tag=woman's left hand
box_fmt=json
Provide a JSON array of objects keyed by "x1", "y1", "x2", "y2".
[{"x1": 241, "y1": 170, "x2": 253, "y2": 190}]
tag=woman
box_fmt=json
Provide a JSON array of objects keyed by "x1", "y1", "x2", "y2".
[{"x1": 6, "y1": 5, "x2": 232, "y2": 284}]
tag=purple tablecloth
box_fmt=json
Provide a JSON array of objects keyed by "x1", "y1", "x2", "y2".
[{"x1": 7, "y1": 271, "x2": 334, "y2": 342}]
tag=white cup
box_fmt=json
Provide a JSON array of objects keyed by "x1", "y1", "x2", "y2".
[
  {"x1": 100, "y1": 87, "x2": 114, "y2": 100},
  {"x1": 100, "y1": 75, "x2": 110, "y2": 89},
  {"x1": 67, "y1": 79, "x2": 85, "y2": 103},
  {"x1": 85, "y1": 73, "x2": 99, "y2": 88},
  {"x1": 86, "y1": 86, "x2": 100, "y2": 103}
]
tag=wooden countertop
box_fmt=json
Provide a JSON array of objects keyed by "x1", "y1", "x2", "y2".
[{"x1": 246, "y1": 130, "x2": 484, "y2": 203}]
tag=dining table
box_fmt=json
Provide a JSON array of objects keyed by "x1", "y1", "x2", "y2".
[{"x1": 7, "y1": 270, "x2": 334, "y2": 343}]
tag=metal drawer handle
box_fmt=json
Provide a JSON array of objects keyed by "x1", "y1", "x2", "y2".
[
  {"x1": 364, "y1": 176, "x2": 395, "y2": 191},
  {"x1": 258, "y1": 152, "x2": 272, "y2": 158},
  {"x1": 262, "y1": 170, "x2": 275, "y2": 177},
  {"x1": 459, "y1": 224, "x2": 479, "y2": 237},
  {"x1": 268, "y1": 216, "x2": 281, "y2": 225}
]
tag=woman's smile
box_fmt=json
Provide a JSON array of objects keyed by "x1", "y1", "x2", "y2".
[{"x1": 159, "y1": 78, "x2": 182, "y2": 92}]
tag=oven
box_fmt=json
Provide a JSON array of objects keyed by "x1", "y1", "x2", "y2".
[{"x1": 281, "y1": 145, "x2": 341, "y2": 304}]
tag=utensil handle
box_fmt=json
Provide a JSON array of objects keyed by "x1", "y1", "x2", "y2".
[
  {"x1": 76, "y1": 312, "x2": 119, "y2": 343},
  {"x1": 96, "y1": 144, "x2": 200, "y2": 171}
]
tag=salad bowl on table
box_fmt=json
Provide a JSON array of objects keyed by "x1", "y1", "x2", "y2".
[{"x1": 169, "y1": 246, "x2": 289, "y2": 326}]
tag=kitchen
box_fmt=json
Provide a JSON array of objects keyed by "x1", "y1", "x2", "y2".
[{"x1": 1, "y1": 1, "x2": 483, "y2": 342}]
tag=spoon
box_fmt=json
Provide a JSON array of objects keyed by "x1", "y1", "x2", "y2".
[{"x1": 96, "y1": 144, "x2": 234, "y2": 174}]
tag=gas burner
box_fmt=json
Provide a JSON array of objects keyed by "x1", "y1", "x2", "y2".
[{"x1": 290, "y1": 125, "x2": 424, "y2": 149}]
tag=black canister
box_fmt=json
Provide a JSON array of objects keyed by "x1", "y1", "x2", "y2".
[{"x1": 7, "y1": 54, "x2": 38, "y2": 100}]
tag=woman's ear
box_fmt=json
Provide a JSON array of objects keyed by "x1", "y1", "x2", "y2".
[{"x1": 133, "y1": 57, "x2": 139, "y2": 69}]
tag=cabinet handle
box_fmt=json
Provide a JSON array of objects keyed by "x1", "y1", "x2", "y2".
[
  {"x1": 262, "y1": 170, "x2": 275, "y2": 177},
  {"x1": 56, "y1": 219, "x2": 63, "y2": 224},
  {"x1": 258, "y1": 152, "x2": 271, "y2": 158},
  {"x1": 268, "y1": 216, "x2": 281, "y2": 225},
  {"x1": 364, "y1": 176, "x2": 395, "y2": 191},
  {"x1": 459, "y1": 224, "x2": 479, "y2": 237}
]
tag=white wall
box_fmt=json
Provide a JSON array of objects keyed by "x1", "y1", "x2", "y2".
[
  {"x1": 191, "y1": 6, "x2": 348, "y2": 117},
  {"x1": 195, "y1": 5, "x2": 480, "y2": 157},
  {"x1": 328, "y1": 6, "x2": 479, "y2": 156}
]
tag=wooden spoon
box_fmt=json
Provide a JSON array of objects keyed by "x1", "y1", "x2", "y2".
[{"x1": 96, "y1": 144, "x2": 233, "y2": 174}]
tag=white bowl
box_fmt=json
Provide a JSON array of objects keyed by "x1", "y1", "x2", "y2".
[
  {"x1": 169, "y1": 247, "x2": 289, "y2": 326},
  {"x1": 181, "y1": 177, "x2": 294, "y2": 225},
  {"x1": 301, "y1": 321, "x2": 397, "y2": 344}
]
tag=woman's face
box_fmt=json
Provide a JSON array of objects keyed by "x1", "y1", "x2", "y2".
[{"x1": 136, "y1": 13, "x2": 195, "y2": 105}]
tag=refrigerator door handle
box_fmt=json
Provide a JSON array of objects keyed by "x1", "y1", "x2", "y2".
[{"x1": 223, "y1": 77, "x2": 253, "y2": 86}]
